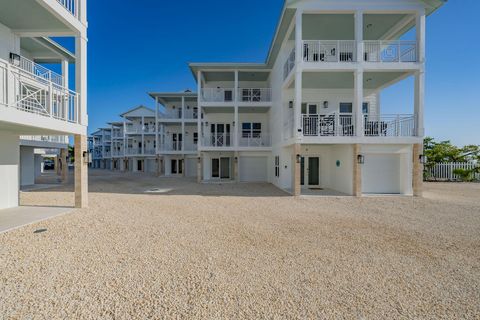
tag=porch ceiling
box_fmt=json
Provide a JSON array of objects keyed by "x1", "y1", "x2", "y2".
[
  {"x1": 0, "y1": 0, "x2": 71, "y2": 33},
  {"x1": 20, "y1": 37, "x2": 75, "y2": 63},
  {"x1": 300, "y1": 13, "x2": 410, "y2": 41},
  {"x1": 203, "y1": 107, "x2": 234, "y2": 114},
  {"x1": 238, "y1": 107, "x2": 269, "y2": 114},
  {"x1": 298, "y1": 71, "x2": 410, "y2": 90}
]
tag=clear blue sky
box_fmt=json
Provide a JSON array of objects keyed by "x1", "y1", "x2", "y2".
[{"x1": 72, "y1": 0, "x2": 478, "y2": 146}]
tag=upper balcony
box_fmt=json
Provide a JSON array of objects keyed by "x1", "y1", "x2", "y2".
[
  {"x1": 200, "y1": 88, "x2": 272, "y2": 104},
  {"x1": 0, "y1": 54, "x2": 80, "y2": 125}
]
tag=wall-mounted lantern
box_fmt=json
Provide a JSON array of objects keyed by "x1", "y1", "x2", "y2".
[
  {"x1": 419, "y1": 154, "x2": 426, "y2": 164},
  {"x1": 357, "y1": 154, "x2": 365, "y2": 164},
  {"x1": 83, "y1": 151, "x2": 92, "y2": 164},
  {"x1": 296, "y1": 154, "x2": 301, "y2": 163},
  {"x1": 289, "y1": 101, "x2": 293, "y2": 109},
  {"x1": 197, "y1": 157, "x2": 201, "y2": 163},
  {"x1": 9, "y1": 53, "x2": 20, "y2": 67},
  {"x1": 233, "y1": 121, "x2": 235, "y2": 127},
  {"x1": 323, "y1": 101, "x2": 329, "y2": 109},
  {"x1": 234, "y1": 157, "x2": 238, "y2": 163}
]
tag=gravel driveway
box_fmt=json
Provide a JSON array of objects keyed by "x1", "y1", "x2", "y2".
[{"x1": 1, "y1": 170, "x2": 479, "y2": 319}]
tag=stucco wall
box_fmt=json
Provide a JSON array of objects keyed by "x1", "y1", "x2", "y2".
[{"x1": 0, "y1": 131, "x2": 19, "y2": 209}]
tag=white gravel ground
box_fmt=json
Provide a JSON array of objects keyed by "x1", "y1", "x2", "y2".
[{"x1": 0, "y1": 170, "x2": 479, "y2": 319}]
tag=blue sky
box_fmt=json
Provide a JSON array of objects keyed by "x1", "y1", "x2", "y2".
[{"x1": 67, "y1": 0, "x2": 478, "y2": 146}]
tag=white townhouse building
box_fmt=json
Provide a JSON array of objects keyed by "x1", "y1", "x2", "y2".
[
  {"x1": 19, "y1": 135, "x2": 70, "y2": 186},
  {"x1": 0, "y1": 0, "x2": 89, "y2": 209},
  {"x1": 90, "y1": 127, "x2": 111, "y2": 169},
  {"x1": 188, "y1": 0, "x2": 444, "y2": 196}
]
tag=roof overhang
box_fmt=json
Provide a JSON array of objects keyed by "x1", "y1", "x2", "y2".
[{"x1": 20, "y1": 37, "x2": 75, "y2": 63}]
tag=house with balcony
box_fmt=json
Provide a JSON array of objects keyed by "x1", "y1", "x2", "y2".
[
  {"x1": 149, "y1": 91, "x2": 199, "y2": 177},
  {"x1": 0, "y1": 0, "x2": 88, "y2": 209},
  {"x1": 90, "y1": 128, "x2": 111, "y2": 169},
  {"x1": 189, "y1": 0, "x2": 444, "y2": 196}
]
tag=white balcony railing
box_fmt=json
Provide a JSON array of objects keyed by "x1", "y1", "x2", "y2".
[
  {"x1": 20, "y1": 135, "x2": 69, "y2": 144},
  {"x1": 238, "y1": 88, "x2": 272, "y2": 103},
  {"x1": 125, "y1": 125, "x2": 156, "y2": 134},
  {"x1": 202, "y1": 134, "x2": 233, "y2": 147},
  {"x1": 364, "y1": 114, "x2": 416, "y2": 136},
  {"x1": 112, "y1": 150, "x2": 124, "y2": 157},
  {"x1": 363, "y1": 41, "x2": 417, "y2": 63},
  {"x1": 161, "y1": 108, "x2": 198, "y2": 119},
  {"x1": 57, "y1": 0, "x2": 79, "y2": 18},
  {"x1": 302, "y1": 113, "x2": 355, "y2": 137},
  {"x1": 0, "y1": 57, "x2": 80, "y2": 124},
  {"x1": 283, "y1": 47, "x2": 295, "y2": 80},
  {"x1": 238, "y1": 134, "x2": 271, "y2": 147},
  {"x1": 303, "y1": 40, "x2": 357, "y2": 63},
  {"x1": 201, "y1": 88, "x2": 235, "y2": 103}
]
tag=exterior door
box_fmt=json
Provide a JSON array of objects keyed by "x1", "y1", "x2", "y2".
[
  {"x1": 211, "y1": 157, "x2": 230, "y2": 179},
  {"x1": 210, "y1": 124, "x2": 231, "y2": 147},
  {"x1": 212, "y1": 158, "x2": 220, "y2": 178},
  {"x1": 308, "y1": 157, "x2": 320, "y2": 186}
]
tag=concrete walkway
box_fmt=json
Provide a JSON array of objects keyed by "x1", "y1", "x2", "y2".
[{"x1": 0, "y1": 206, "x2": 73, "y2": 234}]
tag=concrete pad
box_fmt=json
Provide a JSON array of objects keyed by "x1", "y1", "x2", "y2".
[{"x1": 0, "y1": 206, "x2": 73, "y2": 234}]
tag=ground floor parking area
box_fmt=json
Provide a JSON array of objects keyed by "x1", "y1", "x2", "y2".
[{"x1": 0, "y1": 170, "x2": 479, "y2": 318}]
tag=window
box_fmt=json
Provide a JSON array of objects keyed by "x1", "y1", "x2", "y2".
[
  {"x1": 275, "y1": 156, "x2": 280, "y2": 177},
  {"x1": 362, "y1": 102, "x2": 369, "y2": 114},
  {"x1": 193, "y1": 132, "x2": 198, "y2": 144},
  {"x1": 339, "y1": 103, "x2": 353, "y2": 113},
  {"x1": 242, "y1": 122, "x2": 262, "y2": 138}
]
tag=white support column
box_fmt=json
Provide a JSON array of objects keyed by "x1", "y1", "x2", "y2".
[
  {"x1": 354, "y1": 70, "x2": 364, "y2": 137},
  {"x1": 355, "y1": 11, "x2": 364, "y2": 62},
  {"x1": 75, "y1": 36, "x2": 87, "y2": 125},
  {"x1": 61, "y1": 59, "x2": 69, "y2": 89},
  {"x1": 123, "y1": 121, "x2": 126, "y2": 157},
  {"x1": 141, "y1": 116, "x2": 145, "y2": 155},
  {"x1": 234, "y1": 70, "x2": 239, "y2": 148},
  {"x1": 74, "y1": 134, "x2": 88, "y2": 208},
  {"x1": 414, "y1": 71, "x2": 425, "y2": 137},
  {"x1": 294, "y1": 10, "x2": 303, "y2": 138},
  {"x1": 181, "y1": 96, "x2": 185, "y2": 152},
  {"x1": 155, "y1": 97, "x2": 159, "y2": 154},
  {"x1": 197, "y1": 71, "x2": 202, "y2": 149},
  {"x1": 416, "y1": 9, "x2": 426, "y2": 63}
]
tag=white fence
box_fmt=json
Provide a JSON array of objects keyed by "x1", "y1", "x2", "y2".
[{"x1": 426, "y1": 162, "x2": 480, "y2": 181}]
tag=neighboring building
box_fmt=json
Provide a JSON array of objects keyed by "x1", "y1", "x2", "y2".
[
  {"x1": 91, "y1": 0, "x2": 444, "y2": 196},
  {"x1": 90, "y1": 128, "x2": 111, "y2": 169},
  {"x1": 0, "y1": 0, "x2": 88, "y2": 209},
  {"x1": 19, "y1": 135, "x2": 69, "y2": 186}
]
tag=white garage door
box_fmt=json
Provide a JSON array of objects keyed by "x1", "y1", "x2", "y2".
[
  {"x1": 185, "y1": 158, "x2": 197, "y2": 177},
  {"x1": 240, "y1": 157, "x2": 268, "y2": 182},
  {"x1": 362, "y1": 154, "x2": 401, "y2": 194}
]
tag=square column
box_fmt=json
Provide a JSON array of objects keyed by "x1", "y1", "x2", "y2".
[
  {"x1": 355, "y1": 11, "x2": 364, "y2": 62},
  {"x1": 197, "y1": 154, "x2": 203, "y2": 183},
  {"x1": 354, "y1": 71, "x2": 364, "y2": 137},
  {"x1": 74, "y1": 134, "x2": 88, "y2": 208},
  {"x1": 414, "y1": 71, "x2": 425, "y2": 137},
  {"x1": 60, "y1": 148, "x2": 68, "y2": 182},
  {"x1": 75, "y1": 36, "x2": 87, "y2": 126},
  {"x1": 353, "y1": 144, "x2": 362, "y2": 196},
  {"x1": 294, "y1": 10, "x2": 303, "y2": 138},
  {"x1": 292, "y1": 144, "x2": 301, "y2": 196},
  {"x1": 233, "y1": 152, "x2": 239, "y2": 182},
  {"x1": 412, "y1": 143, "x2": 423, "y2": 197},
  {"x1": 234, "y1": 70, "x2": 239, "y2": 148}
]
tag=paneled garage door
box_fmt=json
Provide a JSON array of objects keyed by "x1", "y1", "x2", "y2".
[
  {"x1": 239, "y1": 156, "x2": 268, "y2": 182},
  {"x1": 185, "y1": 158, "x2": 197, "y2": 177},
  {"x1": 362, "y1": 154, "x2": 401, "y2": 194}
]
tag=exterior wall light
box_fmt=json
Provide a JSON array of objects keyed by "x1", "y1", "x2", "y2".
[
  {"x1": 233, "y1": 121, "x2": 235, "y2": 126},
  {"x1": 289, "y1": 101, "x2": 293, "y2": 108},
  {"x1": 197, "y1": 157, "x2": 201, "y2": 163},
  {"x1": 234, "y1": 157, "x2": 238, "y2": 162},
  {"x1": 9, "y1": 53, "x2": 21, "y2": 66},
  {"x1": 83, "y1": 151, "x2": 92, "y2": 164},
  {"x1": 419, "y1": 154, "x2": 426, "y2": 164},
  {"x1": 357, "y1": 154, "x2": 365, "y2": 164},
  {"x1": 323, "y1": 101, "x2": 329, "y2": 108},
  {"x1": 296, "y1": 154, "x2": 301, "y2": 163}
]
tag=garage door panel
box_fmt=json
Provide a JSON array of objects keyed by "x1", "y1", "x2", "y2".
[
  {"x1": 186, "y1": 159, "x2": 197, "y2": 177},
  {"x1": 362, "y1": 154, "x2": 401, "y2": 194},
  {"x1": 240, "y1": 157, "x2": 268, "y2": 182}
]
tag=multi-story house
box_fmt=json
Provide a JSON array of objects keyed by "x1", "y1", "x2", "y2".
[
  {"x1": 90, "y1": 128, "x2": 111, "y2": 169},
  {"x1": 189, "y1": 0, "x2": 444, "y2": 196},
  {"x1": 150, "y1": 91, "x2": 199, "y2": 177},
  {"x1": 0, "y1": 0, "x2": 88, "y2": 209}
]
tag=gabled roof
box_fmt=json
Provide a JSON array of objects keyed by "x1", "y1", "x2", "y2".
[{"x1": 120, "y1": 105, "x2": 155, "y2": 118}]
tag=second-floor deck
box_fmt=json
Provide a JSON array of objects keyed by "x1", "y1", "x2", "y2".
[{"x1": 200, "y1": 88, "x2": 272, "y2": 104}]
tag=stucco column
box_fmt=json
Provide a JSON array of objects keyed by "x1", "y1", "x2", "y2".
[
  {"x1": 292, "y1": 144, "x2": 301, "y2": 196},
  {"x1": 412, "y1": 143, "x2": 423, "y2": 197},
  {"x1": 354, "y1": 70, "x2": 364, "y2": 137},
  {"x1": 55, "y1": 156, "x2": 60, "y2": 175},
  {"x1": 197, "y1": 154, "x2": 202, "y2": 183},
  {"x1": 74, "y1": 134, "x2": 88, "y2": 208},
  {"x1": 182, "y1": 156, "x2": 186, "y2": 177},
  {"x1": 75, "y1": 36, "x2": 87, "y2": 126},
  {"x1": 353, "y1": 144, "x2": 362, "y2": 196},
  {"x1": 60, "y1": 148, "x2": 68, "y2": 182},
  {"x1": 233, "y1": 152, "x2": 239, "y2": 182}
]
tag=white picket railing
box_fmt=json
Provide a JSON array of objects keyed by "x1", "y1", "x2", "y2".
[
  {"x1": 238, "y1": 88, "x2": 272, "y2": 102},
  {"x1": 57, "y1": 0, "x2": 79, "y2": 18},
  {"x1": 283, "y1": 48, "x2": 295, "y2": 80},
  {"x1": 363, "y1": 40, "x2": 417, "y2": 63},
  {"x1": 202, "y1": 133, "x2": 233, "y2": 147},
  {"x1": 20, "y1": 135, "x2": 69, "y2": 144},
  {"x1": 427, "y1": 162, "x2": 480, "y2": 181},
  {"x1": 238, "y1": 134, "x2": 271, "y2": 147},
  {"x1": 201, "y1": 88, "x2": 235, "y2": 103},
  {"x1": 364, "y1": 114, "x2": 415, "y2": 137},
  {"x1": 303, "y1": 40, "x2": 356, "y2": 63},
  {"x1": 161, "y1": 107, "x2": 197, "y2": 119},
  {"x1": 302, "y1": 113, "x2": 355, "y2": 136},
  {"x1": 0, "y1": 57, "x2": 80, "y2": 124}
]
